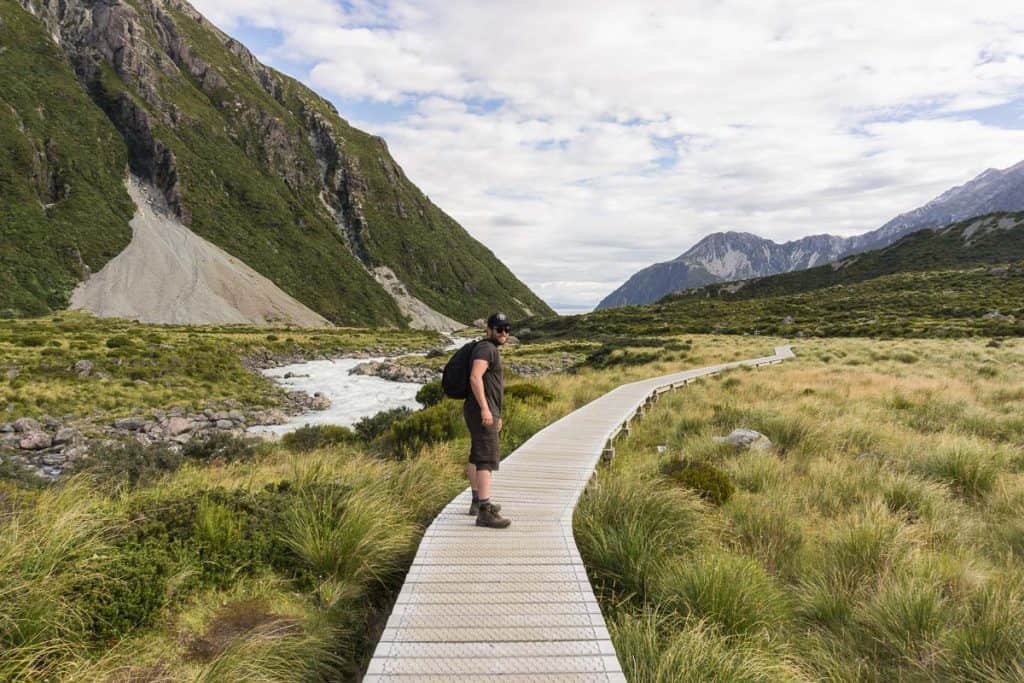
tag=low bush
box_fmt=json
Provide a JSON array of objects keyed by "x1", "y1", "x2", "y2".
[
  {"x1": 353, "y1": 407, "x2": 411, "y2": 442},
  {"x1": 74, "y1": 440, "x2": 185, "y2": 489},
  {"x1": 384, "y1": 403, "x2": 463, "y2": 459},
  {"x1": 661, "y1": 459, "x2": 735, "y2": 505},
  {"x1": 415, "y1": 381, "x2": 445, "y2": 407},
  {"x1": 182, "y1": 432, "x2": 259, "y2": 463},
  {"x1": 281, "y1": 425, "x2": 356, "y2": 453},
  {"x1": 504, "y1": 382, "x2": 555, "y2": 404},
  {"x1": 105, "y1": 335, "x2": 134, "y2": 349}
]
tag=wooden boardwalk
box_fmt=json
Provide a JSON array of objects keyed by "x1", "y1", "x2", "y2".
[{"x1": 366, "y1": 346, "x2": 795, "y2": 681}]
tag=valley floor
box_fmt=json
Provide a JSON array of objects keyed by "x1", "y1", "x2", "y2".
[{"x1": 2, "y1": 328, "x2": 1022, "y2": 680}]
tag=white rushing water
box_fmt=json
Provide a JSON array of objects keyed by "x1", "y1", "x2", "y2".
[{"x1": 249, "y1": 337, "x2": 473, "y2": 437}]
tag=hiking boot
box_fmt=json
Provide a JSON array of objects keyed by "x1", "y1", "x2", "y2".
[
  {"x1": 475, "y1": 502, "x2": 511, "y2": 528},
  {"x1": 468, "y1": 500, "x2": 501, "y2": 516}
]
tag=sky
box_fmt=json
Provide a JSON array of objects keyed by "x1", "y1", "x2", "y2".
[{"x1": 191, "y1": 0, "x2": 1024, "y2": 313}]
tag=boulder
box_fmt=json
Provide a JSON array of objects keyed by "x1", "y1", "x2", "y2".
[
  {"x1": 73, "y1": 360, "x2": 94, "y2": 376},
  {"x1": 473, "y1": 318, "x2": 486, "y2": 328},
  {"x1": 713, "y1": 428, "x2": 773, "y2": 452},
  {"x1": 13, "y1": 417, "x2": 40, "y2": 433},
  {"x1": 215, "y1": 419, "x2": 234, "y2": 429},
  {"x1": 0, "y1": 423, "x2": 12, "y2": 433},
  {"x1": 19, "y1": 432, "x2": 53, "y2": 450},
  {"x1": 113, "y1": 417, "x2": 146, "y2": 431},
  {"x1": 227, "y1": 410, "x2": 245, "y2": 422},
  {"x1": 310, "y1": 393, "x2": 331, "y2": 410},
  {"x1": 425, "y1": 348, "x2": 446, "y2": 359},
  {"x1": 53, "y1": 427, "x2": 78, "y2": 445}
]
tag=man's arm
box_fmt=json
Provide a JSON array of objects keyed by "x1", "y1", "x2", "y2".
[{"x1": 469, "y1": 358, "x2": 493, "y2": 427}]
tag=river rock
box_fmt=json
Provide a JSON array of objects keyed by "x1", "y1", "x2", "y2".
[
  {"x1": 215, "y1": 419, "x2": 234, "y2": 429},
  {"x1": 350, "y1": 360, "x2": 438, "y2": 384},
  {"x1": 113, "y1": 417, "x2": 146, "y2": 431},
  {"x1": 19, "y1": 432, "x2": 52, "y2": 450},
  {"x1": 251, "y1": 409, "x2": 287, "y2": 426},
  {"x1": 228, "y1": 410, "x2": 245, "y2": 422},
  {"x1": 310, "y1": 393, "x2": 331, "y2": 410},
  {"x1": 713, "y1": 428, "x2": 773, "y2": 452},
  {"x1": 13, "y1": 417, "x2": 40, "y2": 433},
  {"x1": 73, "y1": 360, "x2": 94, "y2": 376},
  {"x1": 425, "y1": 348, "x2": 447, "y2": 358},
  {"x1": 0, "y1": 423, "x2": 12, "y2": 433},
  {"x1": 53, "y1": 427, "x2": 78, "y2": 445}
]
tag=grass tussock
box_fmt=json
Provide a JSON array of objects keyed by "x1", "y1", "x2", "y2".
[{"x1": 575, "y1": 336, "x2": 1024, "y2": 681}]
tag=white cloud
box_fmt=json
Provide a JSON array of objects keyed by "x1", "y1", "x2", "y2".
[{"x1": 191, "y1": 0, "x2": 1024, "y2": 312}]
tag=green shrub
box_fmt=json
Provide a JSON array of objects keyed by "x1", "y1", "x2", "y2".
[
  {"x1": 74, "y1": 440, "x2": 185, "y2": 489},
  {"x1": 353, "y1": 407, "x2": 412, "y2": 442},
  {"x1": 14, "y1": 335, "x2": 45, "y2": 347},
  {"x1": 385, "y1": 403, "x2": 462, "y2": 458},
  {"x1": 182, "y1": 432, "x2": 259, "y2": 463},
  {"x1": 105, "y1": 335, "x2": 133, "y2": 349},
  {"x1": 281, "y1": 425, "x2": 356, "y2": 453},
  {"x1": 415, "y1": 381, "x2": 445, "y2": 407},
  {"x1": 504, "y1": 382, "x2": 555, "y2": 404},
  {"x1": 661, "y1": 460, "x2": 735, "y2": 505}
]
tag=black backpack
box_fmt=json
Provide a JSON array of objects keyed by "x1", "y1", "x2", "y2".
[{"x1": 441, "y1": 340, "x2": 481, "y2": 399}]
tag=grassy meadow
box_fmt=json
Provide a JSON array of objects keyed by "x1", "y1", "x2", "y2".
[
  {"x1": 575, "y1": 336, "x2": 1024, "y2": 681},
  {"x1": 0, "y1": 312, "x2": 438, "y2": 422},
  {"x1": 1, "y1": 313, "x2": 785, "y2": 680}
]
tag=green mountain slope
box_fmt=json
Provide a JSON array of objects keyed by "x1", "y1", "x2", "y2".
[
  {"x1": 1, "y1": 0, "x2": 553, "y2": 325},
  {"x1": 0, "y1": 1, "x2": 134, "y2": 316},
  {"x1": 524, "y1": 213, "x2": 1024, "y2": 339}
]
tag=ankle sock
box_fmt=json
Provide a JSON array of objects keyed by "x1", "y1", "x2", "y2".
[{"x1": 478, "y1": 498, "x2": 490, "y2": 508}]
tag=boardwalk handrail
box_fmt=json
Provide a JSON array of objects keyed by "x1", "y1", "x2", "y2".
[{"x1": 366, "y1": 345, "x2": 795, "y2": 681}]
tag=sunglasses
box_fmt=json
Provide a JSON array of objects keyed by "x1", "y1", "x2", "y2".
[{"x1": 494, "y1": 325, "x2": 511, "y2": 334}]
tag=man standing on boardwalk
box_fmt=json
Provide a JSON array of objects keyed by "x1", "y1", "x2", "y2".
[{"x1": 466, "y1": 312, "x2": 512, "y2": 528}]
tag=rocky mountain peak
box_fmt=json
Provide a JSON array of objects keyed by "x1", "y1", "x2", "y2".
[{"x1": 598, "y1": 159, "x2": 1024, "y2": 310}]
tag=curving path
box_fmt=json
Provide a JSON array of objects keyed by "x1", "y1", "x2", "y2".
[{"x1": 366, "y1": 346, "x2": 795, "y2": 681}]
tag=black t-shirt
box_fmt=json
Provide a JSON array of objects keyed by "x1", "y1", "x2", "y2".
[{"x1": 465, "y1": 340, "x2": 503, "y2": 416}]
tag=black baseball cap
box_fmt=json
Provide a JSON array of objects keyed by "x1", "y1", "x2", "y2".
[{"x1": 487, "y1": 312, "x2": 510, "y2": 328}]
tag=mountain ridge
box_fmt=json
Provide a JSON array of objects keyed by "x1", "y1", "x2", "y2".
[
  {"x1": 1, "y1": 0, "x2": 554, "y2": 326},
  {"x1": 597, "y1": 160, "x2": 1024, "y2": 309}
]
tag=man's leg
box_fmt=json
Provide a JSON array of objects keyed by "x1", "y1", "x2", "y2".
[
  {"x1": 476, "y1": 468, "x2": 491, "y2": 501},
  {"x1": 466, "y1": 462, "x2": 478, "y2": 492}
]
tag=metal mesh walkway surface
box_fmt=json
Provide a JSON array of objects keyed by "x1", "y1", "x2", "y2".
[{"x1": 365, "y1": 346, "x2": 795, "y2": 681}]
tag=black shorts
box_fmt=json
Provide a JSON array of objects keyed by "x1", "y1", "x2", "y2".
[{"x1": 464, "y1": 404, "x2": 500, "y2": 471}]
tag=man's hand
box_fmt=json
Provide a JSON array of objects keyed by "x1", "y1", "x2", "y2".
[{"x1": 481, "y1": 408, "x2": 494, "y2": 427}]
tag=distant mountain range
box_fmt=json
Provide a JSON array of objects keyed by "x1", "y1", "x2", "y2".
[
  {"x1": 597, "y1": 160, "x2": 1024, "y2": 309},
  {"x1": 524, "y1": 211, "x2": 1024, "y2": 341},
  {"x1": 1, "y1": 0, "x2": 552, "y2": 328}
]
